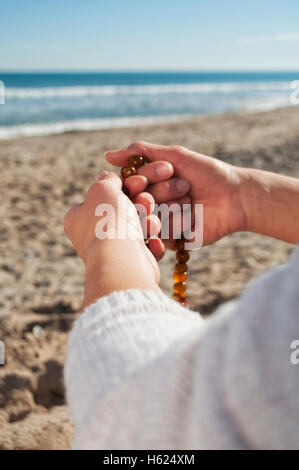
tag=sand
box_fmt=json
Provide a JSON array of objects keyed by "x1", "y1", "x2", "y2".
[{"x1": 0, "y1": 106, "x2": 299, "y2": 449}]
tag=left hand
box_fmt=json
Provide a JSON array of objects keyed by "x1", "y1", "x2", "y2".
[{"x1": 64, "y1": 171, "x2": 162, "y2": 308}]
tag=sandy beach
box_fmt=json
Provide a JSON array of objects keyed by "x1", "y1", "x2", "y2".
[{"x1": 0, "y1": 106, "x2": 299, "y2": 449}]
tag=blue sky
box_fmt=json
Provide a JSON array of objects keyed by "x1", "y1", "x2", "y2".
[{"x1": 1, "y1": 0, "x2": 299, "y2": 71}]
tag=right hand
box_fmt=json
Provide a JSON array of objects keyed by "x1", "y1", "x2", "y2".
[{"x1": 106, "y1": 141, "x2": 247, "y2": 249}]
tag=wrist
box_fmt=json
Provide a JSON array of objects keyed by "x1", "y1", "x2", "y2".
[
  {"x1": 83, "y1": 239, "x2": 160, "y2": 310},
  {"x1": 236, "y1": 167, "x2": 256, "y2": 233},
  {"x1": 222, "y1": 165, "x2": 252, "y2": 235},
  {"x1": 237, "y1": 167, "x2": 282, "y2": 237},
  {"x1": 237, "y1": 167, "x2": 299, "y2": 243},
  {"x1": 237, "y1": 167, "x2": 271, "y2": 234}
]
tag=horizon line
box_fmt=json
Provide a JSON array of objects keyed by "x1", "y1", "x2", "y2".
[{"x1": 1, "y1": 68, "x2": 299, "y2": 74}]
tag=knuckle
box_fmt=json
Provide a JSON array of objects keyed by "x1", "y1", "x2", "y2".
[
  {"x1": 171, "y1": 144, "x2": 185, "y2": 153},
  {"x1": 129, "y1": 140, "x2": 146, "y2": 151}
]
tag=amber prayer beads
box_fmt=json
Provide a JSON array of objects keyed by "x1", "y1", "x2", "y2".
[
  {"x1": 121, "y1": 155, "x2": 189, "y2": 307},
  {"x1": 173, "y1": 237, "x2": 189, "y2": 307}
]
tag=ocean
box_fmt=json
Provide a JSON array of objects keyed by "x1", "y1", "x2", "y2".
[{"x1": 0, "y1": 71, "x2": 297, "y2": 139}]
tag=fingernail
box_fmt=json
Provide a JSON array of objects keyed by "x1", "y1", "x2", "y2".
[
  {"x1": 95, "y1": 170, "x2": 109, "y2": 181},
  {"x1": 156, "y1": 163, "x2": 172, "y2": 178},
  {"x1": 176, "y1": 179, "x2": 190, "y2": 193}
]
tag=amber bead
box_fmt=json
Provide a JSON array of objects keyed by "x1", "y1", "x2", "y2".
[
  {"x1": 175, "y1": 262, "x2": 188, "y2": 274},
  {"x1": 176, "y1": 290, "x2": 187, "y2": 300},
  {"x1": 181, "y1": 300, "x2": 188, "y2": 307},
  {"x1": 173, "y1": 293, "x2": 182, "y2": 302},
  {"x1": 128, "y1": 155, "x2": 146, "y2": 169},
  {"x1": 175, "y1": 239, "x2": 186, "y2": 251},
  {"x1": 123, "y1": 166, "x2": 136, "y2": 178},
  {"x1": 173, "y1": 271, "x2": 187, "y2": 282},
  {"x1": 173, "y1": 282, "x2": 186, "y2": 295},
  {"x1": 176, "y1": 250, "x2": 190, "y2": 263},
  {"x1": 121, "y1": 166, "x2": 137, "y2": 179}
]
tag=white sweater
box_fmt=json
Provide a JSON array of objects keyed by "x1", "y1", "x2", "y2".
[{"x1": 65, "y1": 249, "x2": 299, "y2": 450}]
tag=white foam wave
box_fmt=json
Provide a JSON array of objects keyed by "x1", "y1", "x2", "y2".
[
  {"x1": 243, "y1": 95, "x2": 291, "y2": 112},
  {"x1": 0, "y1": 115, "x2": 190, "y2": 140},
  {"x1": 4, "y1": 81, "x2": 292, "y2": 99},
  {"x1": 0, "y1": 97, "x2": 293, "y2": 140}
]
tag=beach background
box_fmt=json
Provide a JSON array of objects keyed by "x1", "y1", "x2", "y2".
[
  {"x1": 0, "y1": 71, "x2": 298, "y2": 139},
  {"x1": 1, "y1": 0, "x2": 299, "y2": 450}
]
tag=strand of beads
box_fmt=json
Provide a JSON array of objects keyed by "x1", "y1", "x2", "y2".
[
  {"x1": 173, "y1": 238, "x2": 189, "y2": 307},
  {"x1": 121, "y1": 154, "x2": 189, "y2": 308},
  {"x1": 121, "y1": 154, "x2": 148, "y2": 179}
]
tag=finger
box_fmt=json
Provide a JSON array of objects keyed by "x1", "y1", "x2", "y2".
[
  {"x1": 134, "y1": 192, "x2": 155, "y2": 216},
  {"x1": 159, "y1": 195, "x2": 191, "y2": 227},
  {"x1": 159, "y1": 195, "x2": 192, "y2": 245},
  {"x1": 147, "y1": 237, "x2": 165, "y2": 261},
  {"x1": 86, "y1": 171, "x2": 123, "y2": 206},
  {"x1": 148, "y1": 177, "x2": 190, "y2": 203},
  {"x1": 161, "y1": 204, "x2": 195, "y2": 251},
  {"x1": 137, "y1": 161, "x2": 173, "y2": 183},
  {"x1": 170, "y1": 205, "x2": 193, "y2": 239},
  {"x1": 105, "y1": 141, "x2": 181, "y2": 167},
  {"x1": 125, "y1": 170, "x2": 188, "y2": 203},
  {"x1": 140, "y1": 214, "x2": 161, "y2": 239},
  {"x1": 161, "y1": 238, "x2": 176, "y2": 251},
  {"x1": 123, "y1": 161, "x2": 173, "y2": 197},
  {"x1": 162, "y1": 195, "x2": 191, "y2": 211},
  {"x1": 155, "y1": 196, "x2": 192, "y2": 251},
  {"x1": 95, "y1": 170, "x2": 122, "y2": 190},
  {"x1": 124, "y1": 175, "x2": 148, "y2": 197}
]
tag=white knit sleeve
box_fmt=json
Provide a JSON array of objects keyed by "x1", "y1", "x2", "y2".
[
  {"x1": 65, "y1": 249, "x2": 299, "y2": 450},
  {"x1": 65, "y1": 289, "x2": 205, "y2": 449}
]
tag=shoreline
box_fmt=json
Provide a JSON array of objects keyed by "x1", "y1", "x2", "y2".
[{"x1": 0, "y1": 104, "x2": 297, "y2": 141}]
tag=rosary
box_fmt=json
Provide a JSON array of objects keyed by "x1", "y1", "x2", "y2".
[{"x1": 121, "y1": 155, "x2": 189, "y2": 307}]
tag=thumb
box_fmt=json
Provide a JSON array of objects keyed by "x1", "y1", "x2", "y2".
[{"x1": 105, "y1": 141, "x2": 180, "y2": 167}]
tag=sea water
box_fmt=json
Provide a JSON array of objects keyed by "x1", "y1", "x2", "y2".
[{"x1": 0, "y1": 71, "x2": 297, "y2": 139}]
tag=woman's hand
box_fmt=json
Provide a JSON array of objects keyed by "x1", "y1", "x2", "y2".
[
  {"x1": 106, "y1": 141, "x2": 246, "y2": 248},
  {"x1": 106, "y1": 141, "x2": 299, "y2": 247},
  {"x1": 64, "y1": 171, "x2": 162, "y2": 309}
]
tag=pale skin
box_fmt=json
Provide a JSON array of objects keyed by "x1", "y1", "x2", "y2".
[{"x1": 64, "y1": 141, "x2": 299, "y2": 309}]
